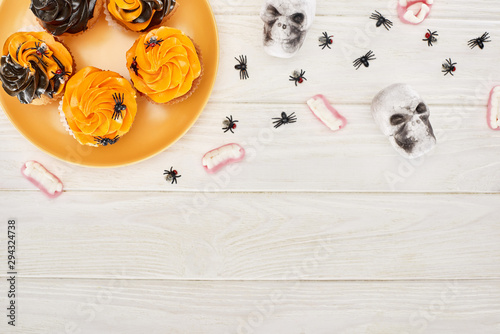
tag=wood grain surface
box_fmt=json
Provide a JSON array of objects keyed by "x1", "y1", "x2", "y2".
[{"x1": 0, "y1": 0, "x2": 499, "y2": 333}]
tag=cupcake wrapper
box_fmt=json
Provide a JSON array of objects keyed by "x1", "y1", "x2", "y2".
[{"x1": 58, "y1": 99, "x2": 76, "y2": 140}]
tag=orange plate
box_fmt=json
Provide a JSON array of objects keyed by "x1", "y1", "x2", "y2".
[{"x1": 0, "y1": 0, "x2": 219, "y2": 167}]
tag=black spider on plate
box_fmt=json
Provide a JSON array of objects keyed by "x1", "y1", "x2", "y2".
[
  {"x1": 130, "y1": 57, "x2": 139, "y2": 76},
  {"x1": 112, "y1": 93, "x2": 126, "y2": 120},
  {"x1": 319, "y1": 32, "x2": 334, "y2": 49},
  {"x1": 94, "y1": 135, "x2": 120, "y2": 146},
  {"x1": 370, "y1": 11, "x2": 393, "y2": 31},
  {"x1": 144, "y1": 36, "x2": 164, "y2": 50},
  {"x1": 234, "y1": 55, "x2": 249, "y2": 80},
  {"x1": 164, "y1": 167, "x2": 181, "y2": 184},
  {"x1": 272, "y1": 112, "x2": 297, "y2": 128},
  {"x1": 442, "y1": 58, "x2": 457, "y2": 76},
  {"x1": 222, "y1": 115, "x2": 238, "y2": 133},
  {"x1": 289, "y1": 70, "x2": 306, "y2": 86},
  {"x1": 353, "y1": 50, "x2": 376, "y2": 70},
  {"x1": 423, "y1": 29, "x2": 438, "y2": 47},
  {"x1": 468, "y1": 32, "x2": 491, "y2": 49}
]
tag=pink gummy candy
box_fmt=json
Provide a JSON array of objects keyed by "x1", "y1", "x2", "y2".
[
  {"x1": 21, "y1": 161, "x2": 63, "y2": 198},
  {"x1": 397, "y1": 0, "x2": 433, "y2": 25},
  {"x1": 487, "y1": 86, "x2": 500, "y2": 131},
  {"x1": 306, "y1": 94, "x2": 347, "y2": 131},
  {"x1": 202, "y1": 143, "x2": 245, "y2": 174}
]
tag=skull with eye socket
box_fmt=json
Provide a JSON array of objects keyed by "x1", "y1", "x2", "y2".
[
  {"x1": 371, "y1": 84, "x2": 436, "y2": 159},
  {"x1": 260, "y1": 0, "x2": 316, "y2": 58}
]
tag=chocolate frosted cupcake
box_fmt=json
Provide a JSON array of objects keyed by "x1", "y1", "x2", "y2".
[
  {"x1": 30, "y1": 0, "x2": 104, "y2": 36},
  {"x1": 107, "y1": 0, "x2": 177, "y2": 32},
  {"x1": 0, "y1": 31, "x2": 74, "y2": 105},
  {"x1": 126, "y1": 26, "x2": 202, "y2": 104}
]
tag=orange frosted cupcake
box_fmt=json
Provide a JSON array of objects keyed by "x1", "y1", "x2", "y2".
[
  {"x1": 61, "y1": 66, "x2": 137, "y2": 147},
  {"x1": 0, "y1": 31, "x2": 74, "y2": 105},
  {"x1": 30, "y1": 0, "x2": 105, "y2": 36},
  {"x1": 126, "y1": 26, "x2": 202, "y2": 104},
  {"x1": 107, "y1": 0, "x2": 177, "y2": 32}
]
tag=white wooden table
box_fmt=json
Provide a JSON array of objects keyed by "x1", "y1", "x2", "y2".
[{"x1": 1, "y1": 0, "x2": 500, "y2": 333}]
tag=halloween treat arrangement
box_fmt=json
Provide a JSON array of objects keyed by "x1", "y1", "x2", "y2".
[
  {"x1": 0, "y1": 0, "x2": 203, "y2": 150},
  {"x1": 0, "y1": 0, "x2": 497, "y2": 190}
]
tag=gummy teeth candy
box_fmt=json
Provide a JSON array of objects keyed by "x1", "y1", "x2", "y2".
[
  {"x1": 306, "y1": 95, "x2": 347, "y2": 131},
  {"x1": 487, "y1": 86, "x2": 500, "y2": 130},
  {"x1": 202, "y1": 144, "x2": 245, "y2": 174},
  {"x1": 397, "y1": 0, "x2": 433, "y2": 25},
  {"x1": 21, "y1": 161, "x2": 63, "y2": 198}
]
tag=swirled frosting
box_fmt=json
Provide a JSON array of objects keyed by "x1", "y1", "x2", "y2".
[
  {"x1": 30, "y1": 0, "x2": 98, "y2": 36},
  {"x1": 126, "y1": 26, "x2": 201, "y2": 104},
  {"x1": 0, "y1": 31, "x2": 73, "y2": 104},
  {"x1": 108, "y1": 0, "x2": 176, "y2": 32},
  {"x1": 62, "y1": 66, "x2": 137, "y2": 146}
]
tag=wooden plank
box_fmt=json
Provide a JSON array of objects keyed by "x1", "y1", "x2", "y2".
[
  {"x1": 210, "y1": 0, "x2": 500, "y2": 20},
  {"x1": 1, "y1": 279, "x2": 499, "y2": 333},
  {"x1": 1, "y1": 102, "x2": 499, "y2": 192},
  {"x1": 0, "y1": 192, "x2": 499, "y2": 280}
]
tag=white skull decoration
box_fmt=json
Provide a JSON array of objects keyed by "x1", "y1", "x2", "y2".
[
  {"x1": 371, "y1": 84, "x2": 436, "y2": 159},
  {"x1": 260, "y1": 0, "x2": 316, "y2": 58}
]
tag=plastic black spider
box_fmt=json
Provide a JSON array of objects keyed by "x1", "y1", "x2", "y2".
[
  {"x1": 94, "y1": 135, "x2": 120, "y2": 146},
  {"x1": 370, "y1": 11, "x2": 393, "y2": 31},
  {"x1": 423, "y1": 29, "x2": 438, "y2": 47},
  {"x1": 130, "y1": 57, "x2": 139, "y2": 76},
  {"x1": 112, "y1": 93, "x2": 126, "y2": 120},
  {"x1": 289, "y1": 70, "x2": 306, "y2": 86},
  {"x1": 222, "y1": 115, "x2": 238, "y2": 133},
  {"x1": 272, "y1": 112, "x2": 297, "y2": 128},
  {"x1": 318, "y1": 32, "x2": 333, "y2": 49},
  {"x1": 353, "y1": 50, "x2": 376, "y2": 70},
  {"x1": 234, "y1": 55, "x2": 249, "y2": 80},
  {"x1": 163, "y1": 167, "x2": 181, "y2": 184},
  {"x1": 442, "y1": 58, "x2": 457, "y2": 76},
  {"x1": 144, "y1": 36, "x2": 164, "y2": 50},
  {"x1": 468, "y1": 32, "x2": 491, "y2": 49},
  {"x1": 24, "y1": 42, "x2": 49, "y2": 58},
  {"x1": 50, "y1": 55, "x2": 71, "y2": 92}
]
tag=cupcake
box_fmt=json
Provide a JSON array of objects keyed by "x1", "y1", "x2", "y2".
[
  {"x1": 30, "y1": 0, "x2": 105, "y2": 36},
  {"x1": 0, "y1": 31, "x2": 74, "y2": 105},
  {"x1": 61, "y1": 66, "x2": 137, "y2": 147},
  {"x1": 126, "y1": 26, "x2": 202, "y2": 104},
  {"x1": 106, "y1": 0, "x2": 177, "y2": 32}
]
